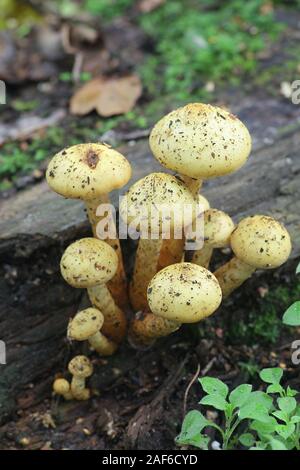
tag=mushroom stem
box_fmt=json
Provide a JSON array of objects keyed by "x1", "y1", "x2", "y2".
[
  {"x1": 88, "y1": 284, "x2": 127, "y2": 343},
  {"x1": 157, "y1": 237, "x2": 185, "y2": 272},
  {"x1": 129, "y1": 238, "x2": 163, "y2": 312},
  {"x1": 181, "y1": 176, "x2": 203, "y2": 196},
  {"x1": 158, "y1": 194, "x2": 209, "y2": 271},
  {"x1": 88, "y1": 331, "x2": 117, "y2": 356},
  {"x1": 85, "y1": 196, "x2": 128, "y2": 309},
  {"x1": 214, "y1": 257, "x2": 256, "y2": 298},
  {"x1": 192, "y1": 244, "x2": 213, "y2": 269},
  {"x1": 70, "y1": 376, "x2": 90, "y2": 401},
  {"x1": 130, "y1": 311, "x2": 180, "y2": 345}
]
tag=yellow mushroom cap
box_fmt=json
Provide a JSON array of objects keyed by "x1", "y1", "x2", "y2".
[
  {"x1": 53, "y1": 378, "x2": 70, "y2": 395},
  {"x1": 149, "y1": 103, "x2": 251, "y2": 179},
  {"x1": 147, "y1": 262, "x2": 222, "y2": 323},
  {"x1": 68, "y1": 355, "x2": 93, "y2": 378},
  {"x1": 204, "y1": 209, "x2": 235, "y2": 248},
  {"x1": 231, "y1": 215, "x2": 292, "y2": 269},
  {"x1": 68, "y1": 308, "x2": 104, "y2": 341},
  {"x1": 46, "y1": 143, "x2": 132, "y2": 200},
  {"x1": 119, "y1": 172, "x2": 196, "y2": 233},
  {"x1": 60, "y1": 238, "x2": 118, "y2": 288}
]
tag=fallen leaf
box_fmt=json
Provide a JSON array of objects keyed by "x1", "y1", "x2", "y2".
[
  {"x1": 138, "y1": 0, "x2": 165, "y2": 13},
  {"x1": 70, "y1": 75, "x2": 142, "y2": 117}
]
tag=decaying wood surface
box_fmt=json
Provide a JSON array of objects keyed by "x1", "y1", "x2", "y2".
[{"x1": 0, "y1": 100, "x2": 300, "y2": 423}]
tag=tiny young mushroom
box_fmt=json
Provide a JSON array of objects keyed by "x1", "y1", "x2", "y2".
[
  {"x1": 68, "y1": 307, "x2": 117, "y2": 356},
  {"x1": 149, "y1": 103, "x2": 251, "y2": 264},
  {"x1": 129, "y1": 262, "x2": 222, "y2": 345},
  {"x1": 46, "y1": 143, "x2": 132, "y2": 309},
  {"x1": 192, "y1": 209, "x2": 235, "y2": 269},
  {"x1": 60, "y1": 237, "x2": 127, "y2": 343},
  {"x1": 119, "y1": 172, "x2": 196, "y2": 312},
  {"x1": 68, "y1": 355, "x2": 93, "y2": 401},
  {"x1": 214, "y1": 215, "x2": 292, "y2": 298},
  {"x1": 53, "y1": 378, "x2": 73, "y2": 400}
]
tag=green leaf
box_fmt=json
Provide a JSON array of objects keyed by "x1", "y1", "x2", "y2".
[
  {"x1": 250, "y1": 443, "x2": 268, "y2": 450},
  {"x1": 272, "y1": 410, "x2": 288, "y2": 423},
  {"x1": 269, "y1": 438, "x2": 288, "y2": 450},
  {"x1": 266, "y1": 383, "x2": 284, "y2": 395},
  {"x1": 177, "y1": 410, "x2": 209, "y2": 441},
  {"x1": 260, "y1": 367, "x2": 283, "y2": 384},
  {"x1": 296, "y1": 262, "x2": 300, "y2": 274},
  {"x1": 291, "y1": 416, "x2": 300, "y2": 424},
  {"x1": 275, "y1": 423, "x2": 295, "y2": 440},
  {"x1": 239, "y1": 433, "x2": 255, "y2": 447},
  {"x1": 282, "y1": 302, "x2": 300, "y2": 326},
  {"x1": 250, "y1": 416, "x2": 278, "y2": 435},
  {"x1": 175, "y1": 410, "x2": 211, "y2": 449},
  {"x1": 176, "y1": 432, "x2": 210, "y2": 450},
  {"x1": 239, "y1": 392, "x2": 273, "y2": 422},
  {"x1": 229, "y1": 384, "x2": 252, "y2": 408},
  {"x1": 200, "y1": 393, "x2": 227, "y2": 411},
  {"x1": 278, "y1": 397, "x2": 297, "y2": 414},
  {"x1": 286, "y1": 386, "x2": 298, "y2": 397},
  {"x1": 199, "y1": 377, "x2": 228, "y2": 398}
]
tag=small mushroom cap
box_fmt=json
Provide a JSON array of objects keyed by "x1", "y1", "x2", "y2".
[
  {"x1": 120, "y1": 172, "x2": 196, "y2": 233},
  {"x1": 60, "y1": 238, "x2": 118, "y2": 288},
  {"x1": 53, "y1": 378, "x2": 70, "y2": 395},
  {"x1": 46, "y1": 143, "x2": 131, "y2": 200},
  {"x1": 68, "y1": 308, "x2": 104, "y2": 341},
  {"x1": 68, "y1": 355, "x2": 93, "y2": 378},
  {"x1": 147, "y1": 262, "x2": 222, "y2": 323},
  {"x1": 231, "y1": 215, "x2": 292, "y2": 269},
  {"x1": 204, "y1": 209, "x2": 235, "y2": 248},
  {"x1": 149, "y1": 103, "x2": 251, "y2": 179}
]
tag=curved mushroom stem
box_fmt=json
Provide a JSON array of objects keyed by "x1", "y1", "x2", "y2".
[
  {"x1": 192, "y1": 244, "x2": 213, "y2": 269},
  {"x1": 129, "y1": 311, "x2": 180, "y2": 346},
  {"x1": 88, "y1": 284, "x2": 127, "y2": 343},
  {"x1": 158, "y1": 190, "x2": 207, "y2": 271},
  {"x1": 88, "y1": 331, "x2": 117, "y2": 356},
  {"x1": 70, "y1": 376, "x2": 90, "y2": 401},
  {"x1": 157, "y1": 236, "x2": 185, "y2": 272},
  {"x1": 85, "y1": 196, "x2": 128, "y2": 309},
  {"x1": 214, "y1": 256, "x2": 255, "y2": 298},
  {"x1": 181, "y1": 176, "x2": 203, "y2": 197},
  {"x1": 129, "y1": 238, "x2": 163, "y2": 312}
]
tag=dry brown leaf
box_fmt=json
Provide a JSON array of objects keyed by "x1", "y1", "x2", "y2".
[
  {"x1": 70, "y1": 75, "x2": 142, "y2": 117},
  {"x1": 138, "y1": 0, "x2": 165, "y2": 14}
]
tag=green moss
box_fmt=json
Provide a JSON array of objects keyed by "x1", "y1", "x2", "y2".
[
  {"x1": 225, "y1": 280, "x2": 300, "y2": 346},
  {"x1": 137, "y1": 0, "x2": 284, "y2": 99}
]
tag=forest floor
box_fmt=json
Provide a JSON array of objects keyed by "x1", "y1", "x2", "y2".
[{"x1": 0, "y1": 1, "x2": 300, "y2": 450}]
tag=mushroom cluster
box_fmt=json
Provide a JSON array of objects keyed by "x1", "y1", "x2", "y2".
[{"x1": 47, "y1": 104, "x2": 292, "y2": 401}]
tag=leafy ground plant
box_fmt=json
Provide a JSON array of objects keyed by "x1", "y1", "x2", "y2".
[
  {"x1": 176, "y1": 368, "x2": 300, "y2": 450},
  {"x1": 282, "y1": 263, "x2": 300, "y2": 327}
]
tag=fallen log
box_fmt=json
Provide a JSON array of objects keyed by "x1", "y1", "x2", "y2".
[{"x1": 0, "y1": 112, "x2": 300, "y2": 423}]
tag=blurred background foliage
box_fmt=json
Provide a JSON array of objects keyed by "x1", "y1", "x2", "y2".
[{"x1": 0, "y1": 0, "x2": 299, "y2": 189}]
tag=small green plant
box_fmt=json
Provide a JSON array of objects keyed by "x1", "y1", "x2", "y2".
[
  {"x1": 282, "y1": 263, "x2": 300, "y2": 326},
  {"x1": 176, "y1": 368, "x2": 300, "y2": 450}
]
